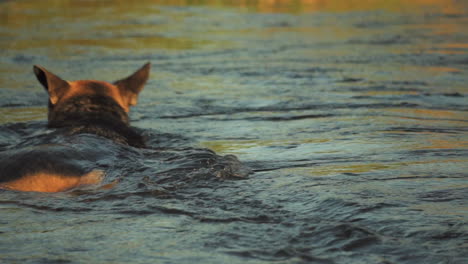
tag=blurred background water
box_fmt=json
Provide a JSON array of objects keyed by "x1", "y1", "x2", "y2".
[{"x1": 0, "y1": 0, "x2": 467, "y2": 263}]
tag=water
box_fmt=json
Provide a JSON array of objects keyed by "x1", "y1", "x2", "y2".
[{"x1": 1, "y1": 1, "x2": 467, "y2": 263}]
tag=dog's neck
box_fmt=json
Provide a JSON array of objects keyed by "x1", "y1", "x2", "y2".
[
  {"x1": 48, "y1": 95, "x2": 129, "y2": 126},
  {"x1": 47, "y1": 95, "x2": 145, "y2": 148}
]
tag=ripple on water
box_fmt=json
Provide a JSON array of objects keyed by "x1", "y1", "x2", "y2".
[{"x1": 1, "y1": 1, "x2": 468, "y2": 263}]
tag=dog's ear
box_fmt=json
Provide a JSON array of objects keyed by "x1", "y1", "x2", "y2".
[
  {"x1": 114, "y1": 62, "x2": 151, "y2": 107},
  {"x1": 33, "y1": 65, "x2": 70, "y2": 105}
]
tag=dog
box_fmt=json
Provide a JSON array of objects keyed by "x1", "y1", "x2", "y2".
[{"x1": 0, "y1": 63, "x2": 150, "y2": 193}]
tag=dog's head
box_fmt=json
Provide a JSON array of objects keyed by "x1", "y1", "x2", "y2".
[{"x1": 33, "y1": 63, "x2": 150, "y2": 118}]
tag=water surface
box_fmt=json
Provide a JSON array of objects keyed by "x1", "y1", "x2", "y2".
[{"x1": 1, "y1": 1, "x2": 467, "y2": 263}]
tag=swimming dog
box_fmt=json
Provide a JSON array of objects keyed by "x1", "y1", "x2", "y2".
[{"x1": 0, "y1": 63, "x2": 150, "y2": 192}]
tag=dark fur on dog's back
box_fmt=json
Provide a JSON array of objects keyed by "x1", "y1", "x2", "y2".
[
  {"x1": 0, "y1": 146, "x2": 88, "y2": 183},
  {"x1": 49, "y1": 95, "x2": 145, "y2": 148}
]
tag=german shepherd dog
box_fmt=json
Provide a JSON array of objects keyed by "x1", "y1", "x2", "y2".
[{"x1": 0, "y1": 63, "x2": 150, "y2": 193}]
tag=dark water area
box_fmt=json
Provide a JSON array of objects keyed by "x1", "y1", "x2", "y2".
[{"x1": 1, "y1": 1, "x2": 467, "y2": 263}]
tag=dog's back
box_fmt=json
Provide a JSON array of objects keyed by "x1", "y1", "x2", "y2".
[
  {"x1": 0, "y1": 63, "x2": 150, "y2": 192},
  {"x1": 0, "y1": 145, "x2": 105, "y2": 192}
]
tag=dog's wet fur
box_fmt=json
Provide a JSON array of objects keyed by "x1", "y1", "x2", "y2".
[{"x1": 0, "y1": 63, "x2": 150, "y2": 192}]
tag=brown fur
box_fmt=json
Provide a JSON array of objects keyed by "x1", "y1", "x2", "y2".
[
  {"x1": 0, "y1": 63, "x2": 151, "y2": 193},
  {"x1": 0, "y1": 170, "x2": 104, "y2": 193}
]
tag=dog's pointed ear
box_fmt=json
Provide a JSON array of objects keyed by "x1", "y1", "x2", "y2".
[
  {"x1": 114, "y1": 62, "x2": 151, "y2": 107},
  {"x1": 33, "y1": 65, "x2": 70, "y2": 105}
]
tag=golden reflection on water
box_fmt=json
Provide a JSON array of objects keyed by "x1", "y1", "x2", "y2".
[
  {"x1": 0, "y1": 107, "x2": 46, "y2": 123},
  {"x1": 137, "y1": 0, "x2": 463, "y2": 13},
  {"x1": 416, "y1": 138, "x2": 468, "y2": 150},
  {"x1": 282, "y1": 159, "x2": 466, "y2": 177},
  {"x1": 1, "y1": 0, "x2": 465, "y2": 20},
  {"x1": 0, "y1": 0, "x2": 211, "y2": 56},
  {"x1": 309, "y1": 163, "x2": 397, "y2": 176},
  {"x1": 363, "y1": 91, "x2": 421, "y2": 96},
  {"x1": 7, "y1": 36, "x2": 204, "y2": 52},
  {"x1": 1, "y1": 0, "x2": 466, "y2": 56},
  {"x1": 387, "y1": 108, "x2": 466, "y2": 120},
  {"x1": 426, "y1": 66, "x2": 462, "y2": 73}
]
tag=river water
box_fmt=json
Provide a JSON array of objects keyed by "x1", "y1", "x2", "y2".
[{"x1": 0, "y1": 1, "x2": 467, "y2": 263}]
